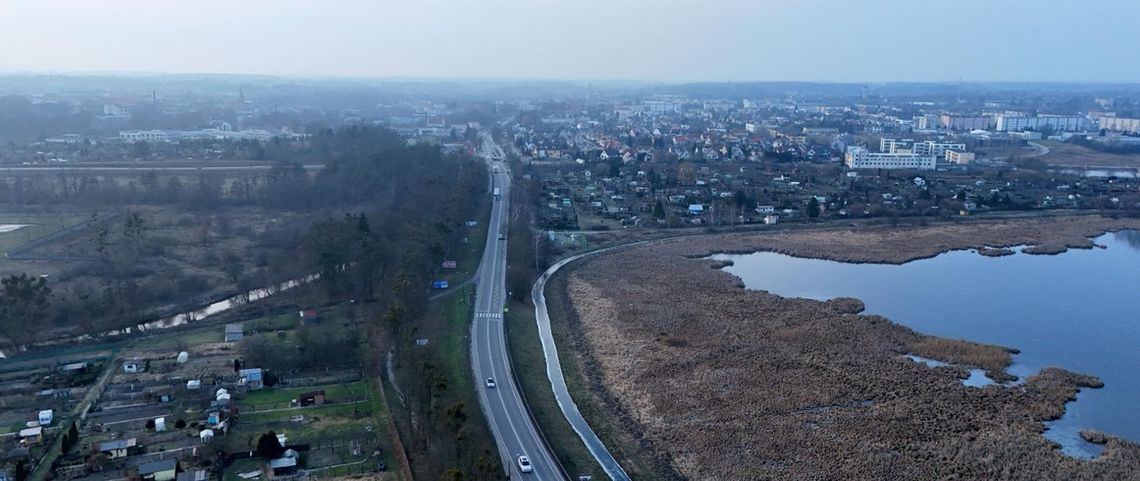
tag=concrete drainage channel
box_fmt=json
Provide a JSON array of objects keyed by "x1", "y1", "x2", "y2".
[{"x1": 529, "y1": 242, "x2": 654, "y2": 481}]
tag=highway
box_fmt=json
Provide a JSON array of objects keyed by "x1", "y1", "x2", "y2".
[{"x1": 470, "y1": 135, "x2": 563, "y2": 480}]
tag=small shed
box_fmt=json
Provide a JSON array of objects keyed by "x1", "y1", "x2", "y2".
[
  {"x1": 99, "y1": 438, "x2": 138, "y2": 459},
  {"x1": 298, "y1": 309, "x2": 320, "y2": 325},
  {"x1": 187, "y1": 380, "x2": 202, "y2": 390},
  {"x1": 139, "y1": 459, "x2": 178, "y2": 481},
  {"x1": 269, "y1": 457, "x2": 297, "y2": 476},
  {"x1": 38, "y1": 409, "x2": 53, "y2": 426},
  {"x1": 199, "y1": 429, "x2": 215, "y2": 443},
  {"x1": 123, "y1": 359, "x2": 146, "y2": 373},
  {"x1": 298, "y1": 390, "x2": 325, "y2": 407},
  {"x1": 239, "y1": 368, "x2": 264, "y2": 390},
  {"x1": 154, "y1": 417, "x2": 166, "y2": 432},
  {"x1": 224, "y1": 324, "x2": 244, "y2": 342},
  {"x1": 19, "y1": 426, "x2": 43, "y2": 445},
  {"x1": 176, "y1": 470, "x2": 208, "y2": 481}
]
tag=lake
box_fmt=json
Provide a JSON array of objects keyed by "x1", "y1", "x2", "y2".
[{"x1": 711, "y1": 230, "x2": 1140, "y2": 458}]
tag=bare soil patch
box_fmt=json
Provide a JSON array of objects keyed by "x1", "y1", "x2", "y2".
[{"x1": 561, "y1": 215, "x2": 1140, "y2": 480}]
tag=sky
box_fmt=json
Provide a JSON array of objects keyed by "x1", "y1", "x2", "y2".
[{"x1": 1, "y1": 0, "x2": 1138, "y2": 83}]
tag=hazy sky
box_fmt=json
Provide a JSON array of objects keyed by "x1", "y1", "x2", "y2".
[{"x1": 2, "y1": 0, "x2": 1138, "y2": 83}]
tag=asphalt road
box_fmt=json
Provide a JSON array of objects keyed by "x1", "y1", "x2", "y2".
[{"x1": 470, "y1": 159, "x2": 563, "y2": 480}]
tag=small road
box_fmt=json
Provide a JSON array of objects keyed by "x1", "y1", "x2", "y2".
[
  {"x1": 470, "y1": 136, "x2": 563, "y2": 480},
  {"x1": 532, "y1": 249, "x2": 634, "y2": 481},
  {"x1": 1027, "y1": 141, "x2": 1050, "y2": 158}
]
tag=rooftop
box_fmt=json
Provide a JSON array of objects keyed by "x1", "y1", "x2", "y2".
[{"x1": 139, "y1": 459, "x2": 177, "y2": 475}]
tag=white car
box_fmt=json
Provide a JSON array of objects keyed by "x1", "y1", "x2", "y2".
[
  {"x1": 517, "y1": 455, "x2": 533, "y2": 473},
  {"x1": 485, "y1": 378, "x2": 496, "y2": 389}
]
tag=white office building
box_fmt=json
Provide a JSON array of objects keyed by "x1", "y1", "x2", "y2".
[{"x1": 845, "y1": 146, "x2": 936, "y2": 170}]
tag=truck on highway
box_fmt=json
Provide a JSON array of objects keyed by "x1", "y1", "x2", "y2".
[{"x1": 493, "y1": 187, "x2": 501, "y2": 200}]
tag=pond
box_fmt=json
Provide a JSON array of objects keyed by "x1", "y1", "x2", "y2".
[{"x1": 711, "y1": 230, "x2": 1140, "y2": 458}]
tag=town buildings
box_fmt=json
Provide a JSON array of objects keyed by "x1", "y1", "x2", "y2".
[
  {"x1": 1099, "y1": 117, "x2": 1140, "y2": 134},
  {"x1": 845, "y1": 146, "x2": 936, "y2": 170},
  {"x1": 994, "y1": 114, "x2": 1090, "y2": 132}
]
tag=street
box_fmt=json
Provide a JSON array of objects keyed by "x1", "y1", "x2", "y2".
[{"x1": 470, "y1": 134, "x2": 564, "y2": 480}]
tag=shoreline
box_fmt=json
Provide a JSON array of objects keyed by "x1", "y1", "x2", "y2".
[{"x1": 556, "y1": 215, "x2": 1140, "y2": 480}]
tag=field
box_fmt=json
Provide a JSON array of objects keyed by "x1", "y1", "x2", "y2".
[
  {"x1": 551, "y1": 215, "x2": 1140, "y2": 480},
  {"x1": 0, "y1": 211, "x2": 92, "y2": 273},
  {"x1": 1038, "y1": 140, "x2": 1140, "y2": 169}
]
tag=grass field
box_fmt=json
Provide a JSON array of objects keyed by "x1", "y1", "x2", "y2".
[
  {"x1": 503, "y1": 297, "x2": 605, "y2": 479},
  {"x1": 0, "y1": 212, "x2": 91, "y2": 253},
  {"x1": 1039, "y1": 140, "x2": 1140, "y2": 168}
]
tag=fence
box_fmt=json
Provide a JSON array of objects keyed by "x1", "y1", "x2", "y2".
[
  {"x1": 279, "y1": 369, "x2": 364, "y2": 388},
  {"x1": 239, "y1": 396, "x2": 368, "y2": 414}
]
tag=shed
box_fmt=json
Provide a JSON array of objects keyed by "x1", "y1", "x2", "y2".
[
  {"x1": 175, "y1": 469, "x2": 209, "y2": 481},
  {"x1": 19, "y1": 426, "x2": 43, "y2": 445},
  {"x1": 99, "y1": 438, "x2": 138, "y2": 459},
  {"x1": 154, "y1": 417, "x2": 166, "y2": 432},
  {"x1": 688, "y1": 204, "x2": 704, "y2": 215},
  {"x1": 38, "y1": 409, "x2": 53, "y2": 426},
  {"x1": 139, "y1": 459, "x2": 178, "y2": 481},
  {"x1": 239, "y1": 368, "x2": 264, "y2": 390},
  {"x1": 269, "y1": 457, "x2": 297, "y2": 476},
  {"x1": 199, "y1": 429, "x2": 214, "y2": 443},
  {"x1": 123, "y1": 359, "x2": 146, "y2": 373},
  {"x1": 224, "y1": 324, "x2": 244, "y2": 342},
  {"x1": 298, "y1": 309, "x2": 320, "y2": 325},
  {"x1": 187, "y1": 380, "x2": 202, "y2": 390},
  {"x1": 176, "y1": 470, "x2": 208, "y2": 481},
  {"x1": 298, "y1": 390, "x2": 325, "y2": 407}
]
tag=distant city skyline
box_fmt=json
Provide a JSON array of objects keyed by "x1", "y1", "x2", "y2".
[{"x1": 2, "y1": 0, "x2": 1139, "y2": 83}]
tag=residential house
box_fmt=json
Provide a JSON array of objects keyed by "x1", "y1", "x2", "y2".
[{"x1": 139, "y1": 460, "x2": 178, "y2": 481}]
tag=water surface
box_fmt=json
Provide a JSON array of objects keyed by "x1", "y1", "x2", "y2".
[{"x1": 713, "y1": 231, "x2": 1140, "y2": 457}]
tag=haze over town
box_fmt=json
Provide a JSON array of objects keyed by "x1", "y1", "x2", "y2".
[
  {"x1": 0, "y1": 2, "x2": 1139, "y2": 481},
  {"x1": 2, "y1": 0, "x2": 1140, "y2": 82}
]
